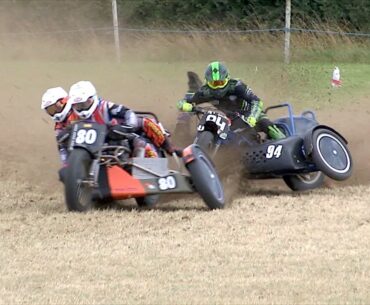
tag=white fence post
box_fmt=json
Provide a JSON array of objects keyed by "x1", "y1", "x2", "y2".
[
  {"x1": 112, "y1": 0, "x2": 121, "y2": 63},
  {"x1": 284, "y1": 0, "x2": 291, "y2": 64}
]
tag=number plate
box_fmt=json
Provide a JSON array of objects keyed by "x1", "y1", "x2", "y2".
[
  {"x1": 266, "y1": 144, "x2": 283, "y2": 159},
  {"x1": 69, "y1": 122, "x2": 107, "y2": 154},
  {"x1": 158, "y1": 176, "x2": 177, "y2": 191}
]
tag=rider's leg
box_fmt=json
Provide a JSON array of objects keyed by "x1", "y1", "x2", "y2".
[
  {"x1": 257, "y1": 113, "x2": 286, "y2": 140},
  {"x1": 142, "y1": 117, "x2": 183, "y2": 156}
]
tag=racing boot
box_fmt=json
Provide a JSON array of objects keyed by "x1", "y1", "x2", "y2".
[
  {"x1": 257, "y1": 117, "x2": 286, "y2": 140},
  {"x1": 144, "y1": 143, "x2": 159, "y2": 158},
  {"x1": 268, "y1": 125, "x2": 286, "y2": 140},
  {"x1": 142, "y1": 117, "x2": 183, "y2": 157},
  {"x1": 133, "y1": 137, "x2": 159, "y2": 158}
]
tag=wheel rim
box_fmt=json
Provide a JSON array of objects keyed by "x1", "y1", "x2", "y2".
[
  {"x1": 296, "y1": 171, "x2": 322, "y2": 184},
  {"x1": 199, "y1": 154, "x2": 224, "y2": 202},
  {"x1": 76, "y1": 179, "x2": 93, "y2": 209},
  {"x1": 316, "y1": 133, "x2": 350, "y2": 173},
  {"x1": 75, "y1": 158, "x2": 93, "y2": 209}
]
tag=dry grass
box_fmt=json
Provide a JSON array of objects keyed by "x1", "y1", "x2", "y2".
[{"x1": 0, "y1": 179, "x2": 369, "y2": 304}]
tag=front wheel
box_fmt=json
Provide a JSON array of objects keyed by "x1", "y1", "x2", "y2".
[
  {"x1": 64, "y1": 149, "x2": 95, "y2": 212},
  {"x1": 186, "y1": 145, "x2": 225, "y2": 209},
  {"x1": 135, "y1": 195, "x2": 160, "y2": 208},
  {"x1": 195, "y1": 131, "x2": 215, "y2": 155},
  {"x1": 283, "y1": 171, "x2": 324, "y2": 191},
  {"x1": 311, "y1": 129, "x2": 353, "y2": 181}
]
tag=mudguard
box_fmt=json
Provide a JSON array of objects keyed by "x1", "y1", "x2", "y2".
[
  {"x1": 182, "y1": 144, "x2": 197, "y2": 164},
  {"x1": 303, "y1": 125, "x2": 348, "y2": 157},
  {"x1": 182, "y1": 144, "x2": 216, "y2": 167}
]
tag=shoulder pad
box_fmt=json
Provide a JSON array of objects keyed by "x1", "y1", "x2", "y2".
[{"x1": 232, "y1": 78, "x2": 245, "y2": 85}]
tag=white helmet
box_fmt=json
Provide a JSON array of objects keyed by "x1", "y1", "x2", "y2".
[
  {"x1": 41, "y1": 87, "x2": 71, "y2": 122},
  {"x1": 69, "y1": 81, "x2": 99, "y2": 120}
]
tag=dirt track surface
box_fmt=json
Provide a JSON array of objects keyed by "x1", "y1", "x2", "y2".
[
  {"x1": 1, "y1": 91, "x2": 370, "y2": 304},
  {"x1": 0, "y1": 177, "x2": 369, "y2": 304},
  {"x1": 1, "y1": 39, "x2": 370, "y2": 305}
]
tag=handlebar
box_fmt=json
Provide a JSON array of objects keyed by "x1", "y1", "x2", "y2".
[
  {"x1": 108, "y1": 124, "x2": 139, "y2": 141},
  {"x1": 193, "y1": 106, "x2": 206, "y2": 114},
  {"x1": 191, "y1": 106, "x2": 237, "y2": 118}
]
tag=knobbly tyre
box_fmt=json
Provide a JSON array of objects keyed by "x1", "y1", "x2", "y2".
[
  {"x1": 62, "y1": 112, "x2": 225, "y2": 212},
  {"x1": 188, "y1": 102, "x2": 353, "y2": 191}
]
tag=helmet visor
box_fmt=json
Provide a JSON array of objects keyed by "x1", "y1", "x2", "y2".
[
  {"x1": 72, "y1": 98, "x2": 93, "y2": 112},
  {"x1": 207, "y1": 79, "x2": 228, "y2": 89},
  {"x1": 45, "y1": 99, "x2": 65, "y2": 116}
]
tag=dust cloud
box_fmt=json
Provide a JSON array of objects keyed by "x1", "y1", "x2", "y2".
[{"x1": 0, "y1": 2, "x2": 369, "y2": 190}]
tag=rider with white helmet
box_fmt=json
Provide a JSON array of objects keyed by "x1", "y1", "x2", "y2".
[
  {"x1": 68, "y1": 80, "x2": 182, "y2": 157},
  {"x1": 41, "y1": 86, "x2": 73, "y2": 167},
  {"x1": 69, "y1": 80, "x2": 138, "y2": 126},
  {"x1": 68, "y1": 81, "x2": 100, "y2": 120},
  {"x1": 41, "y1": 87, "x2": 71, "y2": 123}
]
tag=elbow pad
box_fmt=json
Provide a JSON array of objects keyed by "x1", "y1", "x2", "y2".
[
  {"x1": 125, "y1": 110, "x2": 139, "y2": 128},
  {"x1": 250, "y1": 100, "x2": 263, "y2": 118}
]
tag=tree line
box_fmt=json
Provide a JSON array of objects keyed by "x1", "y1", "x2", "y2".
[
  {"x1": 119, "y1": 0, "x2": 370, "y2": 31},
  {"x1": 6, "y1": 0, "x2": 370, "y2": 32}
]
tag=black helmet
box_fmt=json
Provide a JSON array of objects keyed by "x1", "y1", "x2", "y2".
[{"x1": 204, "y1": 61, "x2": 230, "y2": 89}]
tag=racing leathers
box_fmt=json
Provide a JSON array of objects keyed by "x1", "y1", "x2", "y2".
[
  {"x1": 177, "y1": 78, "x2": 285, "y2": 140},
  {"x1": 60, "y1": 98, "x2": 180, "y2": 161},
  {"x1": 55, "y1": 114, "x2": 75, "y2": 167}
]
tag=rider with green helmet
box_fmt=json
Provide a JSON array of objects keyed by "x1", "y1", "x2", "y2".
[{"x1": 177, "y1": 61, "x2": 285, "y2": 140}]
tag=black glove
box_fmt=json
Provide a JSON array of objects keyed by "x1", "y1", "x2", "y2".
[{"x1": 162, "y1": 138, "x2": 183, "y2": 157}]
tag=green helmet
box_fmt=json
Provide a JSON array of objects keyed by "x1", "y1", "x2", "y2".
[{"x1": 204, "y1": 61, "x2": 230, "y2": 89}]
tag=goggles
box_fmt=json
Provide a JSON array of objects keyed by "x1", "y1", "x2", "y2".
[
  {"x1": 45, "y1": 99, "x2": 65, "y2": 116},
  {"x1": 72, "y1": 98, "x2": 93, "y2": 111},
  {"x1": 207, "y1": 79, "x2": 228, "y2": 89}
]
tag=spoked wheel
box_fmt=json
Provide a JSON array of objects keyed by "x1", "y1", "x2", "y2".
[
  {"x1": 311, "y1": 129, "x2": 353, "y2": 181},
  {"x1": 195, "y1": 131, "x2": 215, "y2": 156},
  {"x1": 186, "y1": 145, "x2": 225, "y2": 209},
  {"x1": 65, "y1": 149, "x2": 95, "y2": 212},
  {"x1": 283, "y1": 171, "x2": 324, "y2": 191}
]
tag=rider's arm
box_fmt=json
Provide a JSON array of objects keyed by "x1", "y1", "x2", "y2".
[
  {"x1": 106, "y1": 102, "x2": 139, "y2": 127},
  {"x1": 107, "y1": 102, "x2": 130, "y2": 118},
  {"x1": 234, "y1": 81, "x2": 263, "y2": 127},
  {"x1": 186, "y1": 90, "x2": 210, "y2": 105},
  {"x1": 234, "y1": 81, "x2": 261, "y2": 104},
  {"x1": 55, "y1": 124, "x2": 69, "y2": 167},
  {"x1": 177, "y1": 88, "x2": 209, "y2": 112}
]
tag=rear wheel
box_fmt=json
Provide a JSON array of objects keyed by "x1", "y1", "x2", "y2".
[
  {"x1": 135, "y1": 195, "x2": 159, "y2": 208},
  {"x1": 65, "y1": 149, "x2": 95, "y2": 212},
  {"x1": 186, "y1": 145, "x2": 225, "y2": 209},
  {"x1": 311, "y1": 129, "x2": 352, "y2": 181},
  {"x1": 283, "y1": 171, "x2": 324, "y2": 191},
  {"x1": 195, "y1": 131, "x2": 215, "y2": 155}
]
